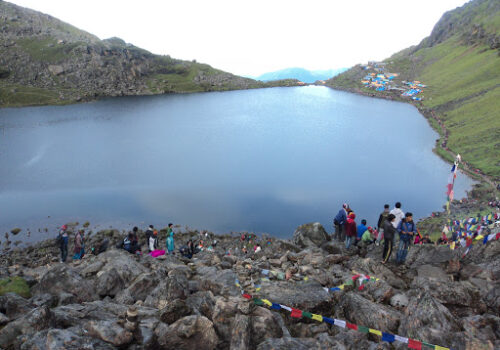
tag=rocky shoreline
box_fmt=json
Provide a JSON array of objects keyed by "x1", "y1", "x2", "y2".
[{"x1": 0, "y1": 223, "x2": 498, "y2": 349}]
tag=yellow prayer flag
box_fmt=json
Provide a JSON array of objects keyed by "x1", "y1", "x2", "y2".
[
  {"x1": 339, "y1": 284, "x2": 345, "y2": 290},
  {"x1": 311, "y1": 314, "x2": 323, "y2": 322},
  {"x1": 255, "y1": 287, "x2": 261, "y2": 292},
  {"x1": 261, "y1": 299, "x2": 272, "y2": 306},
  {"x1": 369, "y1": 329, "x2": 382, "y2": 336},
  {"x1": 303, "y1": 277, "x2": 309, "y2": 281},
  {"x1": 450, "y1": 242, "x2": 455, "y2": 250},
  {"x1": 435, "y1": 346, "x2": 449, "y2": 350},
  {"x1": 475, "y1": 235, "x2": 484, "y2": 241}
]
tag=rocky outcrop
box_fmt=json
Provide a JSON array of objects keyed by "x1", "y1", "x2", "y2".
[
  {"x1": 0, "y1": 227, "x2": 498, "y2": 350},
  {"x1": 292, "y1": 222, "x2": 330, "y2": 248}
]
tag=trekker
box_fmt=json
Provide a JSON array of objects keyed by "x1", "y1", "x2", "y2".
[
  {"x1": 145, "y1": 225, "x2": 154, "y2": 245},
  {"x1": 334, "y1": 203, "x2": 349, "y2": 241},
  {"x1": 73, "y1": 229, "x2": 85, "y2": 260},
  {"x1": 149, "y1": 230, "x2": 158, "y2": 252},
  {"x1": 166, "y1": 223, "x2": 175, "y2": 254},
  {"x1": 355, "y1": 219, "x2": 368, "y2": 245},
  {"x1": 376, "y1": 204, "x2": 390, "y2": 245},
  {"x1": 390, "y1": 202, "x2": 405, "y2": 229},
  {"x1": 421, "y1": 234, "x2": 433, "y2": 244},
  {"x1": 382, "y1": 214, "x2": 396, "y2": 264},
  {"x1": 57, "y1": 225, "x2": 69, "y2": 262},
  {"x1": 396, "y1": 212, "x2": 416, "y2": 264},
  {"x1": 361, "y1": 227, "x2": 375, "y2": 245},
  {"x1": 344, "y1": 212, "x2": 357, "y2": 249}
]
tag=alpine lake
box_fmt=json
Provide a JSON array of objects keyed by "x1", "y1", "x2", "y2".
[{"x1": 0, "y1": 86, "x2": 475, "y2": 241}]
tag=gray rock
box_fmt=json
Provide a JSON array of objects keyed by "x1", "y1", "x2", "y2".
[
  {"x1": 256, "y1": 337, "x2": 321, "y2": 350},
  {"x1": 155, "y1": 315, "x2": 219, "y2": 350},
  {"x1": 336, "y1": 293, "x2": 402, "y2": 333},
  {"x1": 0, "y1": 306, "x2": 54, "y2": 348},
  {"x1": 20, "y1": 328, "x2": 116, "y2": 350},
  {"x1": 229, "y1": 314, "x2": 250, "y2": 350},
  {"x1": 32, "y1": 264, "x2": 97, "y2": 304},
  {"x1": 0, "y1": 292, "x2": 33, "y2": 319},
  {"x1": 95, "y1": 267, "x2": 125, "y2": 297},
  {"x1": 398, "y1": 292, "x2": 462, "y2": 349},
  {"x1": 292, "y1": 222, "x2": 330, "y2": 248},
  {"x1": 160, "y1": 299, "x2": 192, "y2": 324},
  {"x1": 86, "y1": 319, "x2": 133, "y2": 347}
]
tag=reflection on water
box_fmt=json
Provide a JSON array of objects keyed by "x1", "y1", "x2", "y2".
[{"x1": 0, "y1": 86, "x2": 475, "y2": 241}]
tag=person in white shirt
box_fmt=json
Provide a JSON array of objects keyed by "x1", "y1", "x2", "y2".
[{"x1": 390, "y1": 202, "x2": 405, "y2": 229}]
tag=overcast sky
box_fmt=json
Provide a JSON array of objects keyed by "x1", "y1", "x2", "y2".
[{"x1": 10, "y1": 0, "x2": 469, "y2": 76}]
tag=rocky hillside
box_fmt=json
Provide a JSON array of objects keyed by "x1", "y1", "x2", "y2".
[
  {"x1": 0, "y1": 223, "x2": 498, "y2": 349},
  {"x1": 325, "y1": 0, "x2": 500, "y2": 180},
  {"x1": 0, "y1": 1, "x2": 298, "y2": 107}
]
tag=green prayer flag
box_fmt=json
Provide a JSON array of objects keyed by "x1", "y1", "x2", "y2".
[
  {"x1": 302, "y1": 312, "x2": 312, "y2": 319},
  {"x1": 253, "y1": 298, "x2": 264, "y2": 306},
  {"x1": 345, "y1": 280, "x2": 354, "y2": 286},
  {"x1": 358, "y1": 325, "x2": 369, "y2": 333},
  {"x1": 422, "y1": 341, "x2": 435, "y2": 349}
]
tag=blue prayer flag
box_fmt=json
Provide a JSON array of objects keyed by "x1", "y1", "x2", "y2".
[
  {"x1": 323, "y1": 317, "x2": 335, "y2": 324},
  {"x1": 270, "y1": 303, "x2": 281, "y2": 310},
  {"x1": 381, "y1": 332, "x2": 395, "y2": 343}
]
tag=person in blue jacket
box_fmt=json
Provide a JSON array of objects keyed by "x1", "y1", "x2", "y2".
[
  {"x1": 334, "y1": 203, "x2": 349, "y2": 241},
  {"x1": 396, "y1": 212, "x2": 417, "y2": 264},
  {"x1": 355, "y1": 219, "x2": 368, "y2": 246}
]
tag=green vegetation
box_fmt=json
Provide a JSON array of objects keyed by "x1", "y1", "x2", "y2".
[
  {"x1": 327, "y1": 0, "x2": 500, "y2": 180},
  {"x1": 0, "y1": 83, "x2": 66, "y2": 107},
  {"x1": 17, "y1": 37, "x2": 82, "y2": 63},
  {"x1": 0, "y1": 277, "x2": 31, "y2": 298}
]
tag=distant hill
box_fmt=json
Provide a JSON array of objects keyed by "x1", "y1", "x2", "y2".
[
  {"x1": 256, "y1": 67, "x2": 347, "y2": 83},
  {"x1": 0, "y1": 1, "x2": 298, "y2": 107},
  {"x1": 325, "y1": 0, "x2": 500, "y2": 180}
]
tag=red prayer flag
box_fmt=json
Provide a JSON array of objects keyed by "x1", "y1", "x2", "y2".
[
  {"x1": 496, "y1": 232, "x2": 500, "y2": 240},
  {"x1": 358, "y1": 285, "x2": 365, "y2": 291},
  {"x1": 351, "y1": 274, "x2": 361, "y2": 281},
  {"x1": 242, "y1": 294, "x2": 252, "y2": 299},
  {"x1": 290, "y1": 308, "x2": 303, "y2": 318},
  {"x1": 346, "y1": 322, "x2": 358, "y2": 330},
  {"x1": 408, "y1": 339, "x2": 422, "y2": 350}
]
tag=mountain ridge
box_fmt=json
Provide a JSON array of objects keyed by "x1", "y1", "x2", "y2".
[
  {"x1": 324, "y1": 0, "x2": 500, "y2": 181},
  {"x1": 256, "y1": 67, "x2": 348, "y2": 84},
  {"x1": 0, "y1": 1, "x2": 299, "y2": 107}
]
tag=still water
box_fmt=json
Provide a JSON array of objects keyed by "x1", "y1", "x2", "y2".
[{"x1": 0, "y1": 86, "x2": 474, "y2": 240}]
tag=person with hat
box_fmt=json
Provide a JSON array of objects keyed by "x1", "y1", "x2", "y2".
[
  {"x1": 334, "y1": 203, "x2": 349, "y2": 241},
  {"x1": 344, "y1": 212, "x2": 357, "y2": 249},
  {"x1": 148, "y1": 229, "x2": 158, "y2": 252},
  {"x1": 57, "y1": 225, "x2": 69, "y2": 262},
  {"x1": 396, "y1": 212, "x2": 416, "y2": 265}
]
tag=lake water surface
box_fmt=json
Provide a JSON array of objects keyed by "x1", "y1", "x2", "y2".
[{"x1": 0, "y1": 86, "x2": 474, "y2": 240}]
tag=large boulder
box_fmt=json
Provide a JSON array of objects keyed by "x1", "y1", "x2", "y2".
[
  {"x1": 292, "y1": 222, "x2": 330, "y2": 248},
  {"x1": 86, "y1": 320, "x2": 133, "y2": 347},
  {"x1": 336, "y1": 292, "x2": 402, "y2": 333},
  {"x1": 20, "y1": 328, "x2": 116, "y2": 350},
  {"x1": 32, "y1": 264, "x2": 97, "y2": 304},
  {"x1": 256, "y1": 337, "x2": 321, "y2": 350},
  {"x1": 155, "y1": 315, "x2": 219, "y2": 350},
  {"x1": 398, "y1": 292, "x2": 463, "y2": 349},
  {"x1": 0, "y1": 306, "x2": 54, "y2": 349},
  {"x1": 410, "y1": 277, "x2": 481, "y2": 309}
]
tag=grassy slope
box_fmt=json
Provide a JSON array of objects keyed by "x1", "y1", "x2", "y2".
[{"x1": 327, "y1": 0, "x2": 500, "y2": 180}]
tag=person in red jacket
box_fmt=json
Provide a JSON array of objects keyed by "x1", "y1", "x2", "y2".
[{"x1": 344, "y1": 212, "x2": 357, "y2": 249}]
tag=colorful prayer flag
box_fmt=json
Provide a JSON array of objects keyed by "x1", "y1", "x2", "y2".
[
  {"x1": 290, "y1": 308, "x2": 302, "y2": 318},
  {"x1": 311, "y1": 314, "x2": 323, "y2": 322},
  {"x1": 357, "y1": 325, "x2": 369, "y2": 333},
  {"x1": 408, "y1": 339, "x2": 422, "y2": 350},
  {"x1": 369, "y1": 328, "x2": 382, "y2": 336},
  {"x1": 382, "y1": 332, "x2": 395, "y2": 343},
  {"x1": 323, "y1": 317, "x2": 335, "y2": 325},
  {"x1": 334, "y1": 319, "x2": 346, "y2": 328},
  {"x1": 346, "y1": 322, "x2": 358, "y2": 330}
]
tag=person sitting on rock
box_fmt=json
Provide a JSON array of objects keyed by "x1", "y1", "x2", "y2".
[
  {"x1": 436, "y1": 232, "x2": 448, "y2": 245},
  {"x1": 421, "y1": 234, "x2": 433, "y2": 244},
  {"x1": 355, "y1": 219, "x2": 368, "y2": 246},
  {"x1": 382, "y1": 214, "x2": 396, "y2": 264},
  {"x1": 361, "y1": 226, "x2": 375, "y2": 245},
  {"x1": 123, "y1": 232, "x2": 133, "y2": 253},
  {"x1": 254, "y1": 244, "x2": 262, "y2": 253},
  {"x1": 344, "y1": 212, "x2": 357, "y2": 249},
  {"x1": 145, "y1": 225, "x2": 154, "y2": 246}
]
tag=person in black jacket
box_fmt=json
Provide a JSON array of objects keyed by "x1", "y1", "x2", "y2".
[{"x1": 382, "y1": 214, "x2": 396, "y2": 264}]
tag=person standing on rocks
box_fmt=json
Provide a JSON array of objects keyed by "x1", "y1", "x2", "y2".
[
  {"x1": 355, "y1": 219, "x2": 368, "y2": 246},
  {"x1": 148, "y1": 229, "x2": 158, "y2": 252},
  {"x1": 390, "y1": 202, "x2": 405, "y2": 229},
  {"x1": 382, "y1": 214, "x2": 396, "y2": 264},
  {"x1": 145, "y1": 225, "x2": 154, "y2": 246},
  {"x1": 334, "y1": 203, "x2": 349, "y2": 241},
  {"x1": 396, "y1": 212, "x2": 416, "y2": 265},
  {"x1": 344, "y1": 212, "x2": 357, "y2": 249},
  {"x1": 376, "y1": 204, "x2": 390, "y2": 245},
  {"x1": 57, "y1": 225, "x2": 69, "y2": 262},
  {"x1": 73, "y1": 229, "x2": 85, "y2": 260},
  {"x1": 166, "y1": 223, "x2": 175, "y2": 255}
]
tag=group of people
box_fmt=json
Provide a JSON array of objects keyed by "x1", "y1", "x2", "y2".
[
  {"x1": 56, "y1": 225, "x2": 85, "y2": 262},
  {"x1": 121, "y1": 223, "x2": 176, "y2": 256},
  {"x1": 334, "y1": 202, "x2": 423, "y2": 265}
]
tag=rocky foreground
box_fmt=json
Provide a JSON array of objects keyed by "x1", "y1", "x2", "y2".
[{"x1": 0, "y1": 223, "x2": 499, "y2": 350}]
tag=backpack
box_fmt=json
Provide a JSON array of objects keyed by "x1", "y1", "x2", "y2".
[{"x1": 55, "y1": 233, "x2": 62, "y2": 245}]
